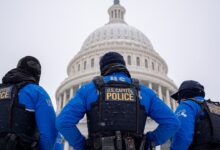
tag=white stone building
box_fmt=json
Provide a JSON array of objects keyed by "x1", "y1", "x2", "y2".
[{"x1": 56, "y1": 1, "x2": 178, "y2": 150}]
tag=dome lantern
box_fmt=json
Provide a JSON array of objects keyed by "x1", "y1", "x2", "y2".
[
  {"x1": 108, "y1": 0, "x2": 126, "y2": 24},
  {"x1": 114, "y1": 0, "x2": 120, "y2": 5}
]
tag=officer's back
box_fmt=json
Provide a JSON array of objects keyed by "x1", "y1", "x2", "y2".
[
  {"x1": 56, "y1": 52, "x2": 180, "y2": 150},
  {"x1": 0, "y1": 56, "x2": 57, "y2": 150}
]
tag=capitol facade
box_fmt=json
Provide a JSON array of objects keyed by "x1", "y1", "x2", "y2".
[{"x1": 56, "y1": 1, "x2": 178, "y2": 150}]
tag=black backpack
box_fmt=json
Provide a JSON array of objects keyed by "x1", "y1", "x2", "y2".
[
  {"x1": 203, "y1": 100, "x2": 220, "y2": 144},
  {"x1": 0, "y1": 82, "x2": 39, "y2": 150},
  {"x1": 190, "y1": 99, "x2": 220, "y2": 149}
]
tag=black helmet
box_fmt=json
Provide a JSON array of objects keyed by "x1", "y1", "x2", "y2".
[
  {"x1": 17, "y1": 56, "x2": 41, "y2": 82},
  {"x1": 99, "y1": 52, "x2": 131, "y2": 76},
  {"x1": 171, "y1": 80, "x2": 205, "y2": 100},
  {"x1": 99, "y1": 52, "x2": 126, "y2": 70}
]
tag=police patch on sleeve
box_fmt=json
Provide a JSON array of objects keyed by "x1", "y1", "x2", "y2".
[
  {"x1": 105, "y1": 87, "x2": 135, "y2": 101},
  {"x1": 176, "y1": 109, "x2": 187, "y2": 118},
  {"x1": 0, "y1": 86, "x2": 12, "y2": 100}
]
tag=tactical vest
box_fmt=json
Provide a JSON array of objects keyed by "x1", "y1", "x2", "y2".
[
  {"x1": 189, "y1": 99, "x2": 220, "y2": 150},
  {"x1": 0, "y1": 82, "x2": 39, "y2": 150},
  {"x1": 86, "y1": 76, "x2": 147, "y2": 150}
]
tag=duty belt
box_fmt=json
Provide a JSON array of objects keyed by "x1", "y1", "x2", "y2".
[{"x1": 86, "y1": 131, "x2": 152, "y2": 150}]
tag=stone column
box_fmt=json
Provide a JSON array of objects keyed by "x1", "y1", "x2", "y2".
[
  {"x1": 56, "y1": 97, "x2": 59, "y2": 112},
  {"x1": 63, "y1": 91, "x2": 67, "y2": 106},
  {"x1": 64, "y1": 141, "x2": 69, "y2": 150},
  {"x1": 174, "y1": 101, "x2": 178, "y2": 109},
  {"x1": 148, "y1": 82, "x2": 152, "y2": 89},
  {"x1": 170, "y1": 97, "x2": 175, "y2": 111},
  {"x1": 57, "y1": 95, "x2": 62, "y2": 112},
  {"x1": 165, "y1": 89, "x2": 171, "y2": 108},
  {"x1": 70, "y1": 87, "x2": 74, "y2": 99},
  {"x1": 158, "y1": 85, "x2": 162, "y2": 99},
  {"x1": 132, "y1": 55, "x2": 136, "y2": 66},
  {"x1": 172, "y1": 100, "x2": 176, "y2": 110}
]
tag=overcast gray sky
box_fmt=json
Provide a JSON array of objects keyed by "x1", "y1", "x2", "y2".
[{"x1": 0, "y1": 0, "x2": 220, "y2": 108}]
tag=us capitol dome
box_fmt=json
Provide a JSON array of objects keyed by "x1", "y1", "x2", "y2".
[{"x1": 56, "y1": 0, "x2": 177, "y2": 149}]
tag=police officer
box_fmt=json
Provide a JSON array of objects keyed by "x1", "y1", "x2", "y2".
[
  {"x1": 170, "y1": 80, "x2": 220, "y2": 150},
  {"x1": 0, "y1": 56, "x2": 57, "y2": 150},
  {"x1": 56, "y1": 52, "x2": 180, "y2": 150}
]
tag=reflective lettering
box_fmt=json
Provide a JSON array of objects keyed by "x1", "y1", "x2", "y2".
[
  {"x1": 130, "y1": 94, "x2": 134, "y2": 100},
  {"x1": 105, "y1": 87, "x2": 135, "y2": 101},
  {"x1": 0, "y1": 87, "x2": 11, "y2": 100},
  {"x1": 106, "y1": 93, "x2": 112, "y2": 100},
  {"x1": 0, "y1": 91, "x2": 10, "y2": 100},
  {"x1": 112, "y1": 93, "x2": 117, "y2": 100},
  {"x1": 119, "y1": 77, "x2": 125, "y2": 82},
  {"x1": 106, "y1": 93, "x2": 135, "y2": 101}
]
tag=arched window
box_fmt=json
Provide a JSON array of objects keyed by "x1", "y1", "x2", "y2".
[
  {"x1": 118, "y1": 10, "x2": 121, "y2": 18},
  {"x1": 60, "y1": 94, "x2": 64, "y2": 108},
  {"x1": 152, "y1": 62, "x2": 155, "y2": 70},
  {"x1": 115, "y1": 10, "x2": 117, "y2": 18},
  {"x1": 111, "y1": 11, "x2": 114, "y2": 18},
  {"x1": 66, "y1": 89, "x2": 70, "y2": 100},
  {"x1": 127, "y1": 55, "x2": 131, "y2": 65},
  {"x1": 145, "y1": 59, "x2": 148, "y2": 68},
  {"x1": 91, "y1": 58, "x2": 94, "y2": 68},
  {"x1": 136, "y1": 57, "x2": 140, "y2": 66},
  {"x1": 84, "y1": 61, "x2": 86, "y2": 70},
  {"x1": 158, "y1": 64, "x2": 160, "y2": 72},
  {"x1": 78, "y1": 64, "x2": 80, "y2": 71}
]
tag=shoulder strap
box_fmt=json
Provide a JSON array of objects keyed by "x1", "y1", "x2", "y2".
[
  {"x1": 131, "y1": 78, "x2": 141, "y2": 134},
  {"x1": 13, "y1": 81, "x2": 32, "y2": 105},
  {"x1": 92, "y1": 76, "x2": 105, "y2": 131},
  {"x1": 190, "y1": 98, "x2": 204, "y2": 104},
  {"x1": 189, "y1": 98, "x2": 210, "y2": 130},
  {"x1": 188, "y1": 98, "x2": 207, "y2": 113},
  {"x1": 93, "y1": 76, "x2": 105, "y2": 91},
  {"x1": 206, "y1": 99, "x2": 220, "y2": 106},
  {"x1": 16, "y1": 81, "x2": 32, "y2": 91}
]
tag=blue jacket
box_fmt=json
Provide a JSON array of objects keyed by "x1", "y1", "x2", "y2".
[
  {"x1": 19, "y1": 84, "x2": 57, "y2": 150},
  {"x1": 56, "y1": 72, "x2": 180, "y2": 150},
  {"x1": 170, "y1": 96, "x2": 205, "y2": 150}
]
